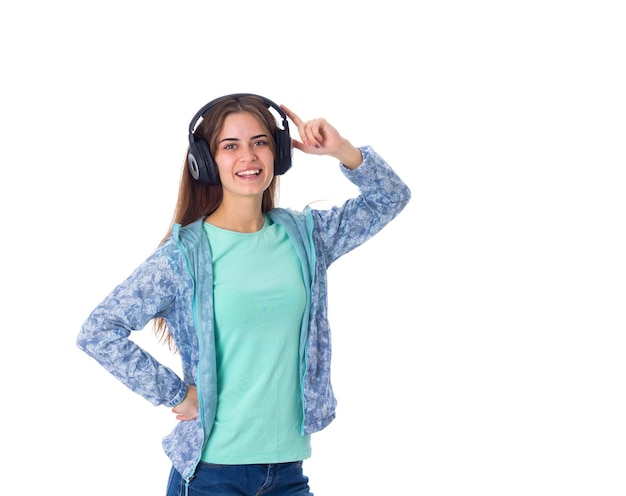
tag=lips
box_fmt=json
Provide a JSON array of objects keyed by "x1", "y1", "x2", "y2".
[{"x1": 236, "y1": 169, "x2": 261, "y2": 177}]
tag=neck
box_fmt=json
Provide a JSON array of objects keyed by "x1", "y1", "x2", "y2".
[{"x1": 206, "y1": 202, "x2": 265, "y2": 233}]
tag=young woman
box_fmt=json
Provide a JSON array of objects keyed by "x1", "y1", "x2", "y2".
[{"x1": 77, "y1": 93, "x2": 411, "y2": 495}]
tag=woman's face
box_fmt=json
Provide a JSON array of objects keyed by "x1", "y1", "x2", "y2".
[{"x1": 213, "y1": 111, "x2": 275, "y2": 201}]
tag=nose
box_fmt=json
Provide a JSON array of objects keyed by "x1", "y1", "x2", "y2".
[{"x1": 239, "y1": 144, "x2": 257, "y2": 162}]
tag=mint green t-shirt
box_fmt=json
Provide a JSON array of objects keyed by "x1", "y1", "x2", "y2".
[{"x1": 200, "y1": 217, "x2": 311, "y2": 464}]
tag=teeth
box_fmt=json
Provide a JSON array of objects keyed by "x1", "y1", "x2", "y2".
[{"x1": 237, "y1": 170, "x2": 260, "y2": 176}]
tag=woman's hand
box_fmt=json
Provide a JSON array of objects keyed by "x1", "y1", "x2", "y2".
[
  {"x1": 280, "y1": 104, "x2": 363, "y2": 169},
  {"x1": 171, "y1": 385, "x2": 198, "y2": 421}
]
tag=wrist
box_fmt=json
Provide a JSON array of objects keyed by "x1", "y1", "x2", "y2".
[{"x1": 335, "y1": 142, "x2": 363, "y2": 170}]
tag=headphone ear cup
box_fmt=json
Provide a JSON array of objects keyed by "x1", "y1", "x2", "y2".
[
  {"x1": 188, "y1": 135, "x2": 220, "y2": 185},
  {"x1": 274, "y1": 126, "x2": 292, "y2": 176}
]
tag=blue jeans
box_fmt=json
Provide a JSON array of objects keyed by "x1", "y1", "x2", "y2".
[{"x1": 166, "y1": 461, "x2": 313, "y2": 496}]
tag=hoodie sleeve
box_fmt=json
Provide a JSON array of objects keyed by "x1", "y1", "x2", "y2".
[
  {"x1": 311, "y1": 145, "x2": 411, "y2": 265},
  {"x1": 76, "y1": 240, "x2": 187, "y2": 408}
]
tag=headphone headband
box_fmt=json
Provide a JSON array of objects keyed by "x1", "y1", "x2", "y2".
[{"x1": 188, "y1": 93, "x2": 288, "y2": 135}]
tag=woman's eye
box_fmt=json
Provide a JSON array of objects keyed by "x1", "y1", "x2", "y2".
[
  {"x1": 224, "y1": 144, "x2": 236, "y2": 150},
  {"x1": 253, "y1": 140, "x2": 268, "y2": 147}
]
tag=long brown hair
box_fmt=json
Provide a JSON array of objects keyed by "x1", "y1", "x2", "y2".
[{"x1": 154, "y1": 94, "x2": 282, "y2": 349}]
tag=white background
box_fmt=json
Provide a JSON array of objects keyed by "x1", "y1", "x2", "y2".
[{"x1": 1, "y1": 1, "x2": 625, "y2": 494}]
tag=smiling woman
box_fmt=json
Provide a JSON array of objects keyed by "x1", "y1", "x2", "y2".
[{"x1": 76, "y1": 92, "x2": 411, "y2": 496}]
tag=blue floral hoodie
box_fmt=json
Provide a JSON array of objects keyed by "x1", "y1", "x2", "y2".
[{"x1": 77, "y1": 146, "x2": 411, "y2": 481}]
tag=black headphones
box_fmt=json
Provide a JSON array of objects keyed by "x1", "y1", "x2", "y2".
[{"x1": 187, "y1": 93, "x2": 292, "y2": 185}]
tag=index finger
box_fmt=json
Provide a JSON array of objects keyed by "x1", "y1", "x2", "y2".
[{"x1": 280, "y1": 104, "x2": 303, "y2": 126}]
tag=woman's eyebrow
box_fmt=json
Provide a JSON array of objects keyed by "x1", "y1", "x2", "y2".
[{"x1": 218, "y1": 133, "x2": 267, "y2": 144}]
